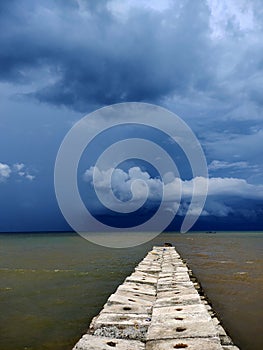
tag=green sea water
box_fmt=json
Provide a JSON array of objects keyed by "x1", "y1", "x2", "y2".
[{"x1": 0, "y1": 232, "x2": 262, "y2": 350}]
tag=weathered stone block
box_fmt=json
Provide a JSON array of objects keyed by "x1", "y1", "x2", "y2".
[
  {"x1": 147, "y1": 319, "x2": 218, "y2": 340},
  {"x1": 73, "y1": 334, "x2": 145, "y2": 350},
  {"x1": 146, "y1": 337, "x2": 223, "y2": 350},
  {"x1": 102, "y1": 302, "x2": 152, "y2": 315},
  {"x1": 117, "y1": 282, "x2": 156, "y2": 296},
  {"x1": 154, "y1": 293, "x2": 201, "y2": 307},
  {"x1": 107, "y1": 292, "x2": 154, "y2": 306}
]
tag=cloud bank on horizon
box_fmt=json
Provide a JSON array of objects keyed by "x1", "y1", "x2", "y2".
[
  {"x1": 84, "y1": 166, "x2": 263, "y2": 218},
  {"x1": 0, "y1": 0, "x2": 262, "y2": 231}
]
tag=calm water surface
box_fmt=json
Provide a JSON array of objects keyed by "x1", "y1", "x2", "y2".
[{"x1": 0, "y1": 232, "x2": 262, "y2": 350}]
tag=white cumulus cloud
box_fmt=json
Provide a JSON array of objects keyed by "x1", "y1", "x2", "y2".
[
  {"x1": 0, "y1": 161, "x2": 35, "y2": 182},
  {"x1": 83, "y1": 166, "x2": 263, "y2": 217},
  {"x1": 13, "y1": 163, "x2": 25, "y2": 172},
  {"x1": 0, "y1": 163, "x2": 12, "y2": 182}
]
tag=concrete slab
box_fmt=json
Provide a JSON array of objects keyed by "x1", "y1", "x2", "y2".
[
  {"x1": 137, "y1": 261, "x2": 161, "y2": 267},
  {"x1": 73, "y1": 334, "x2": 145, "y2": 350},
  {"x1": 117, "y1": 282, "x2": 156, "y2": 296},
  {"x1": 175, "y1": 267, "x2": 189, "y2": 273},
  {"x1": 157, "y1": 273, "x2": 191, "y2": 284},
  {"x1": 146, "y1": 337, "x2": 223, "y2": 350},
  {"x1": 102, "y1": 302, "x2": 152, "y2": 315},
  {"x1": 160, "y1": 268, "x2": 176, "y2": 273},
  {"x1": 107, "y1": 292, "x2": 154, "y2": 306},
  {"x1": 126, "y1": 272, "x2": 158, "y2": 285},
  {"x1": 152, "y1": 304, "x2": 212, "y2": 319},
  {"x1": 157, "y1": 288, "x2": 199, "y2": 299},
  {"x1": 89, "y1": 307, "x2": 151, "y2": 340},
  {"x1": 158, "y1": 274, "x2": 174, "y2": 279},
  {"x1": 157, "y1": 282, "x2": 194, "y2": 293},
  {"x1": 141, "y1": 262, "x2": 160, "y2": 266},
  {"x1": 93, "y1": 325, "x2": 148, "y2": 340},
  {"x1": 173, "y1": 273, "x2": 191, "y2": 282},
  {"x1": 172, "y1": 281, "x2": 198, "y2": 289},
  {"x1": 137, "y1": 262, "x2": 161, "y2": 267},
  {"x1": 135, "y1": 267, "x2": 161, "y2": 274},
  {"x1": 151, "y1": 310, "x2": 211, "y2": 324},
  {"x1": 147, "y1": 319, "x2": 218, "y2": 340},
  {"x1": 158, "y1": 277, "x2": 179, "y2": 284},
  {"x1": 154, "y1": 294, "x2": 201, "y2": 307},
  {"x1": 113, "y1": 289, "x2": 156, "y2": 303},
  {"x1": 90, "y1": 312, "x2": 152, "y2": 329}
]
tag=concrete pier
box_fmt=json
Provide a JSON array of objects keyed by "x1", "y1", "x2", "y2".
[{"x1": 73, "y1": 246, "x2": 239, "y2": 350}]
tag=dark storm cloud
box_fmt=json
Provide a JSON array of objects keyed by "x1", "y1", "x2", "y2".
[
  {"x1": 0, "y1": 0, "x2": 215, "y2": 111},
  {"x1": 1, "y1": 0, "x2": 262, "y2": 128}
]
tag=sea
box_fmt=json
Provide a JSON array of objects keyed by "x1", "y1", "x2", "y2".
[{"x1": 0, "y1": 232, "x2": 262, "y2": 350}]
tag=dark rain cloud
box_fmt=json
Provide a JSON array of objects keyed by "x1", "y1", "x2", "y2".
[
  {"x1": 0, "y1": 0, "x2": 262, "y2": 131},
  {"x1": 0, "y1": 0, "x2": 215, "y2": 111},
  {"x1": 0, "y1": 1, "x2": 262, "y2": 183}
]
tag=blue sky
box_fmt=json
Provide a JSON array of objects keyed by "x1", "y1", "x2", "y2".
[{"x1": 0, "y1": 0, "x2": 262, "y2": 232}]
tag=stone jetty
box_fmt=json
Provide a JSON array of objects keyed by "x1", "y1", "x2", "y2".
[{"x1": 73, "y1": 246, "x2": 239, "y2": 350}]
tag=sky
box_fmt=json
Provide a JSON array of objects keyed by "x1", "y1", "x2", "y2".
[{"x1": 0, "y1": 0, "x2": 262, "y2": 233}]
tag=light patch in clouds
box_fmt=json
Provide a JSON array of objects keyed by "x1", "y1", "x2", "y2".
[
  {"x1": 208, "y1": 160, "x2": 248, "y2": 171},
  {"x1": 83, "y1": 166, "x2": 263, "y2": 217},
  {"x1": 108, "y1": 0, "x2": 173, "y2": 18},
  {"x1": 207, "y1": 0, "x2": 256, "y2": 39}
]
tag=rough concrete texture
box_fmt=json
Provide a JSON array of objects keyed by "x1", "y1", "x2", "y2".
[
  {"x1": 126, "y1": 272, "x2": 158, "y2": 285},
  {"x1": 157, "y1": 288, "x2": 199, "y2": 298},
  {"x1": 113, "y1": 289, "x2": 156, "y2": 302},
  {"x1": 93, "y1": 325, "x2": 148, "y2": 340},
  {"x1": 101, "y1": 301, "x2": 152, "y2": 315},
  {"x1": 152, "y1": 303, "x2": 212, "y2": 318},
  {"x1": 90, "y1": 312, "x2": 151, "y2": 329},
  {"x1": 117, "y1": 282, "x2": 156, "y2": 296},
  {"x1": 154, "y1": 293, "x2": 201, "y2": 307},
  {"x1": 72, "y1": 334, "x2": 145, "y2": 350},
  {"x1": 146, "y1": 337, "x2": 223, "y2": 350},
  {"x1": 107, "y1": 292, "x2": 154, "y2": 307},
  {"x1": 72, "y1": 246, "x2": 240, "y2": 350},
  {"x1": 147, "y1": 319, "x2": 218, "y2": 340}
]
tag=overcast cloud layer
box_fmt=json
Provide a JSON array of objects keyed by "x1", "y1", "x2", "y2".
[{"x1": 0, "y1": 0, "x2": 262, "y2": 231}]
